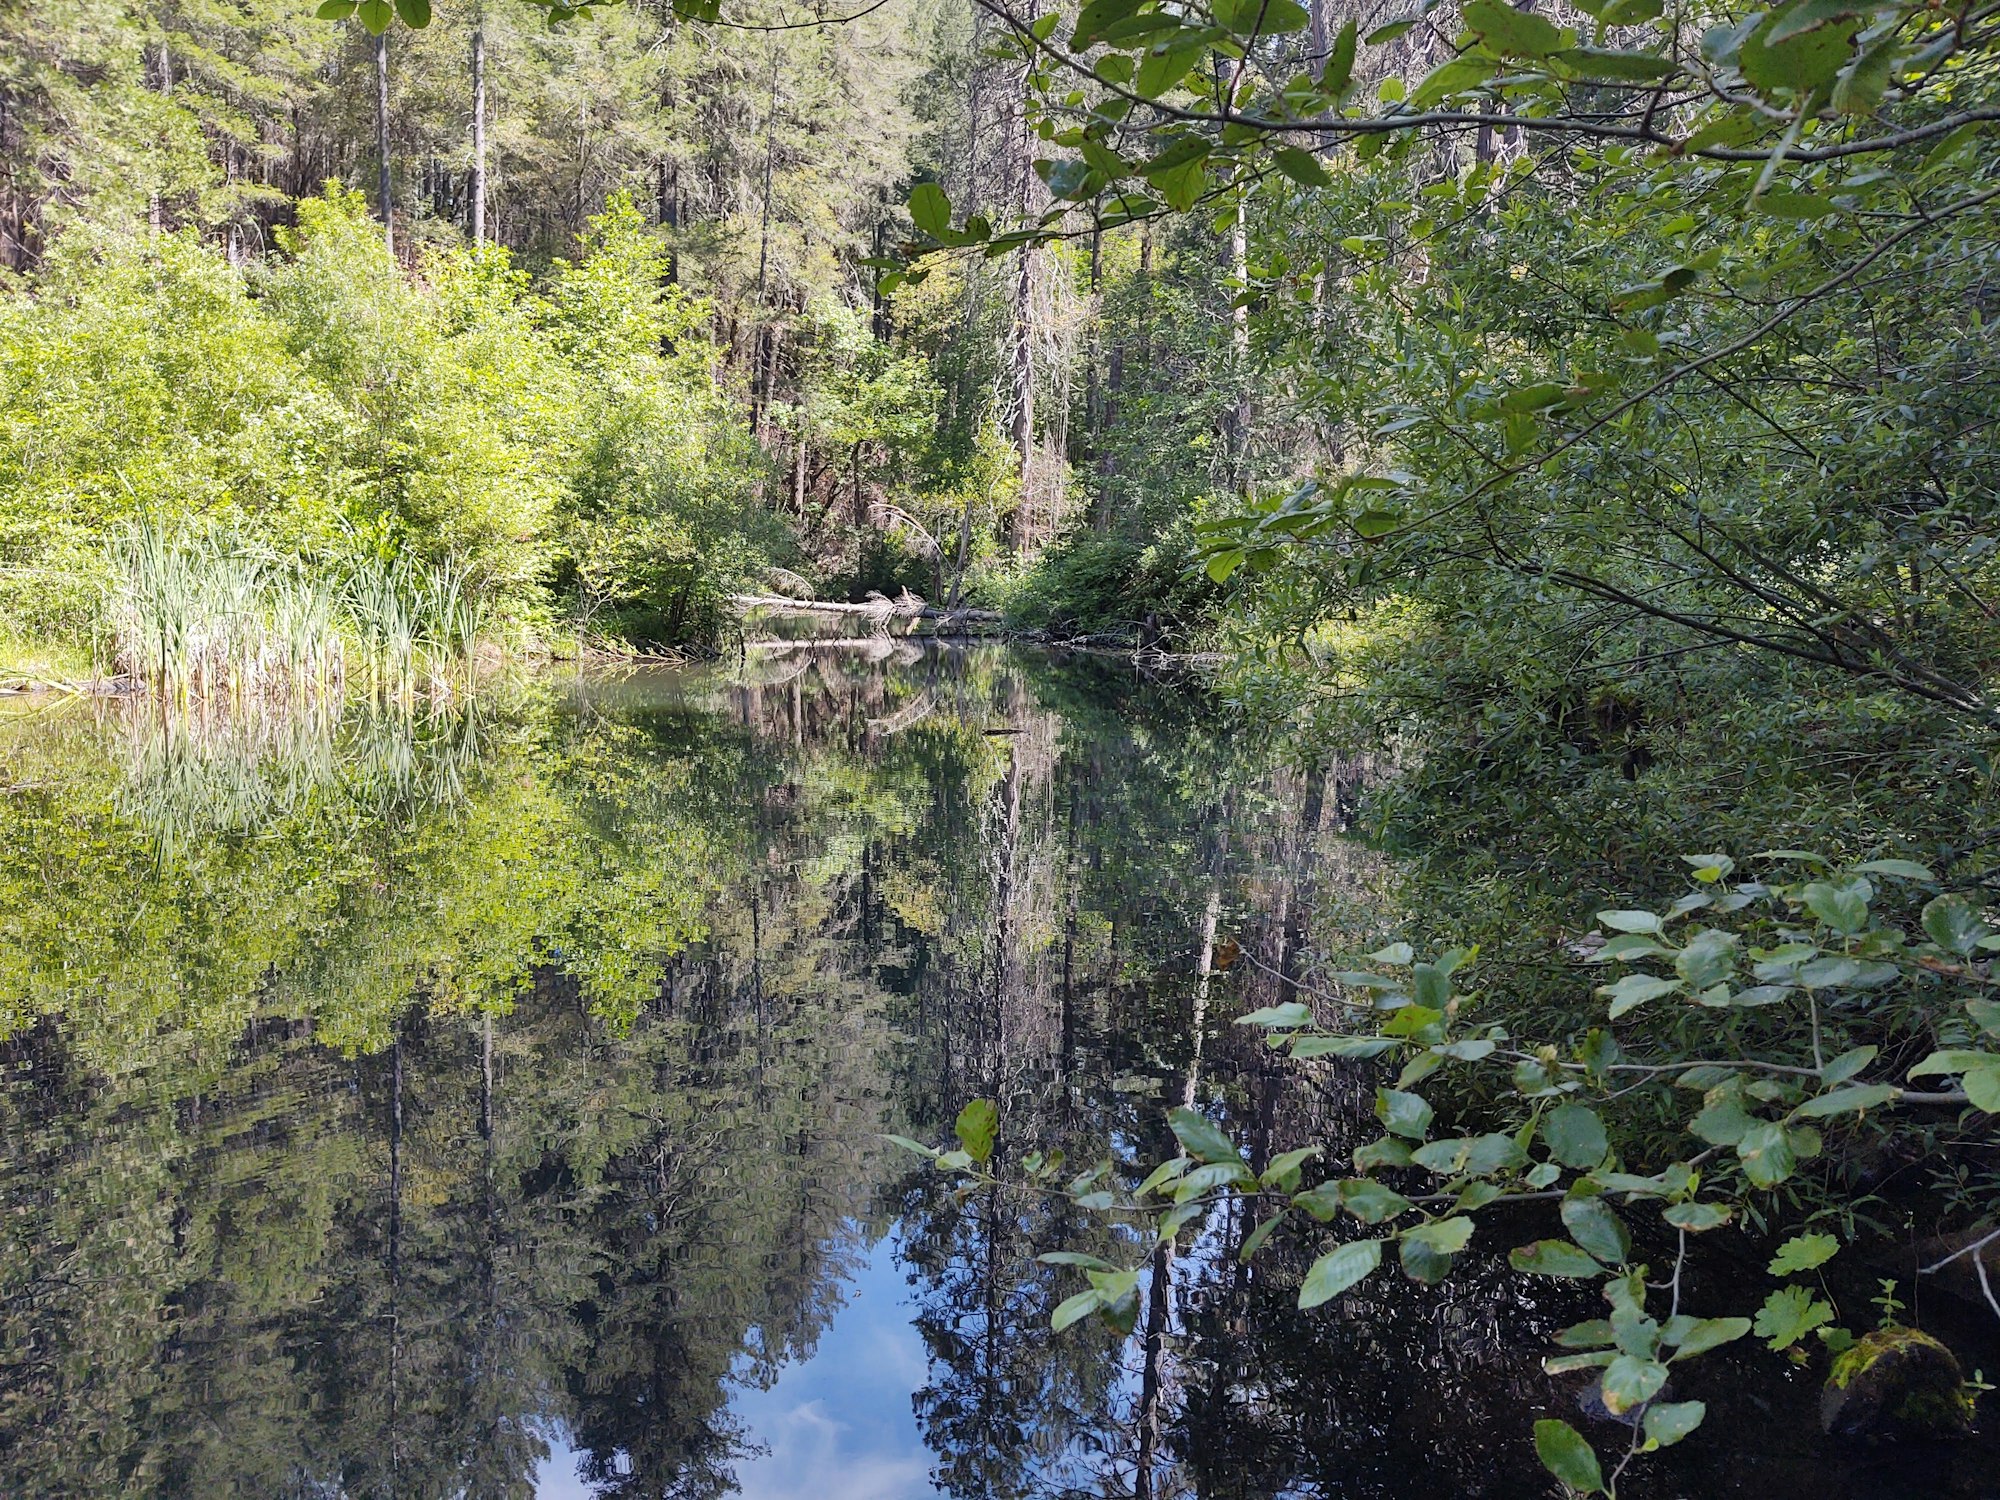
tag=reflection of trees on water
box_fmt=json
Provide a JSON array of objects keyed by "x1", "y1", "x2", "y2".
[{"x1": 3, "y1": 650, "x2": 1963, "y2": 1499}]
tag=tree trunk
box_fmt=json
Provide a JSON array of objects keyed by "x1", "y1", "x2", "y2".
[
  {"x1": 1228, "y1": 194, "x2": 1250, "y2": 475},
  {"x1": 375, "y1": 30, "x2": 393, "y2": 254},
  {"x1": 470, "y1": 22, "x2": 486, "y2": 244}
]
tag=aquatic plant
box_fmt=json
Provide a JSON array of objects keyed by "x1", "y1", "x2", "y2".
[{"x1": 102, "y1": 521, "x2": 490, "y2": 703}]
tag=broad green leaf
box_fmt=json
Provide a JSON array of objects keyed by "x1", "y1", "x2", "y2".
[
  {"x1": 1463, "y1": 0, "x2": 1564, "y2": 56},
  {"x1": 1375, "y1": 1087, "x2": 1433, "y2": 1140},
  {"x1": 1736, "y1": 1120, "x2": 1797, "y2": 1188},
  {"x1": 1558, "y1": 45, "x2": 1676, "y2": 80},
  {"x1": 1239, "y1": 1001, "x2": 1312, "y2": 1028},
  {"x1": 1664, "y1": 1314, "x2": 1751, "y2": 1357},
  {"x1": 1403, "y1": 1215, "x2": 1474, "y2": 1253},
  {"x1": 1544, "y1": 1104, "x2": 1608, "y2": 1176},
  {"x1": 356, "y1": 0, "x2": 393, "y2": 32},
  {"x1": 1410, "y1": 1133, "x2": 1525, "y2": 1177},
  {"x1": 1169, "y1": 1106, "x2": 1243, "y2": 1165},
  {"x1": 1802, "y1": 877, "x2": 1871, "y2": 935},
  {"x1": 881, "y1": 1134, "x2": 939, "y2": 1159},
  {"x1": 393, "y1": 0, "x2": 430, "y2": 23},
  {"x1": 1767, "y1": 1231, "x2": 1838, "y2": 1275},
  {"x1": 955, "y1": 1098, "x2": 998, "y2": 1162},
  {"x1": 1135, "y1": 1156, "x2": 1192, "y2": 1196},
  {"x1": 1642, "y1": 1400, "x2": 1706, "y2": 1448},
  {"x1": 1337, "y1": 1178, "x2": 1415, "y2": 1223},
  {"x1": 1922, "y1": 894, "x2": 1989, "y2": 955},
  {"x1": 1298, "y1": 1237, "x2": 1382, "y2": 1308},
  {"x1": 1822, "y1": 1045, "x2": 1877, "y2": 1084},
  {"x1": 1596, "y1": 909, "x2": 1663, "y2": 934},
  {"x1": 1561, "y1": 1196, "x2": 1631, "y2": 1265},
  {"x1": 1754, "y1": 1285, "x2": 1834, "y2": 1348},
  {"x1": 1051, "y1": 1288, "x2": 1105, "y2": 1332},
  {"x1": 1600, "y1": 972, "x2": 1681, "y2": 1019},
  {"x1": 315, "y1": 0, "x2": 358, "y2": 16},
  {"x1": 908, "y1": 182, "x2": 952, "y2": 238},
  {"x1": 1261, "y1": 1146, "x2": 1322, "y2": 1189},
  {"x1": 1600, "y1": 1354, "x2": 1668, "y2": 1414},
  {"x1": 1661, "y1": 1201, "x2": 1733, "y2": 1232},
  {"x1": 1967, "y1": 1066, "x2": 2000, "y2": 1113},
  {"x1": 1037, "y1": 1250, "x2": 1117, "y2": 1270},
  {"x1": 1511, "y1": 1239, "x2": 1604, "y2": 1277},
  {"x1": 1533, "y1": 1419, "x2": 1604, "y2": 1495},
  {"x1": 1240, "y1": 1211, "x2": 1286, "y2": 1262},
  {"x1": 1792, "y1": 1084, "x2": 1896, "y2": 1118},
  {"x1": 1271, "y1": 147, "x2": 1331, "y2": 188},
  {"x1": 1852, "y1": 858, "x2": 1935, "y2": 880},
  {"x1": 1908, "y1": 1049, "x2": 2000, "y2": 1078}
]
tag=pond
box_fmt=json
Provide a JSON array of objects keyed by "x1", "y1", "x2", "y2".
[{"x1": 1, "y1": 643, "x2": 1994, "y2": 1498}]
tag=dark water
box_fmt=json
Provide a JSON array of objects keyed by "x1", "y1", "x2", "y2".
[{"x1": 0, "y1": 644, "x2": 1994, "y2": 1499}]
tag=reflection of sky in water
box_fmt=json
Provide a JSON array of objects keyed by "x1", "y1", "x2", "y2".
[{"x1": 533, "y1": 1232, "x2": 937, "y2": 1499}]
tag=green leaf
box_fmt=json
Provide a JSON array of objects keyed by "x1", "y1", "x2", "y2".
[
  {"x1": 1375, "y1": 1088, "x2": 1434, "y2": 1140},
  {"x1": 1922, "y1": 894, "x2": 1990, "y2": 955},
  {"x1": 1599, "y1": 972, "x2": 1681, "y2": 1019},
  {"x1": 1737, "y1": 1120, "x2": 1798, "y2": 1188},
  {"x1": 1298, "y1": 1237, "x2": 1382, "y2": 1308},
  {"x1": 1051, "y1": 1288, "x2": 1106, "y2": 1332},
  {"x1": 1135, "y1": 41, "x2": 1203, "y2": 98},
  {"x1": 1336, "y1": 1178, "x2": 1415, "y2": 1224},
  {"x1": 1767, "y1": 1231, "x2": 1839, "y2": 1276},
  {"x1": 1756, "y1": 191, "x2": 1835, "y2": 220},
  {"x1": 1642, "y1": 1400, "x2": 1706, "y2": 1448},
  {"x1": 1238, "y1": 1001, "x2": 1313, "y2": 1028},
  {"x1": 908, "y1": 182, "x2": 952, "y2": 238},
  {"x1": 954, "y1": 1099, "x2": 998, "y2": 1162},
  {"x1": 1463, "y1": 0, "x2": 1564, "y2": 55},
  {"x1": 1562, "y1": 1196, "x2": 1631, "y2": 1265},
  {"x1": 1852, "y1": 858, "x2": 1935, "y2": 880},
  {"x1": 356, "y1": 0, "x2": 393, "y2": 32},
  {"x1": 881, "y1": 1133, "x2": 939, "y2": 1159},
  {"x1": 1822, "y1": 1045, "x2": 1877, "y2": 1085},
  {"x1": 1410, "y1": 1133, "x2": 1525, "y2": 1177},
  {"x1": 393, "y1": 0, "x2": 430, "y2": 23},
  {"x1": 1661, "y1": 1201, "x2": 1733, "y2": 1232},
  {"x1": 1754, "y1": 1285, "x2": 1834, "y2": 1349},
  {"x1": 1664, "y1": 1314, "x2": 1751, "y2": 1357},
  {"x1": 1239, "y1": 1210, "x2": 1285, "y2": 1263},
  {"x1": 1271, "y1": 147, "x2": 1331, "y2": 188},
  {"x1": 315, "y1": 0, "x2": 358, "y2": 16},
  {"x1": 1261, "y1": 1146, "x2": 1322, "y2": 1190},
  {"x1": 1325, "y1": 17, "x2": 1359, "y2": 91},
  {"x1": 1558, "y1": 45, "x2": 1676, "y2": 80},
  {"x1": 1674, "y1": 929, "x2": 1738, "y2": 991},
  {"x1": 1403, "y1": 1215, "x2": 1474, "y2": 1253},
  {"x1": 1908, "y1": 1049, "x2": 2000, "y2": 1078},
  {"x1": 1803, "y1": 877, "x2": 1871, "y2": 934},
  {"x1": 1967, "y1": 1066, "x2": 2000, "y2": 1113},
  {"x1": 1534, "y1": 1418, "x2": 1605, "y2": 1495},
  {"x1": 1037, "y1": 1250, "x2": 1118, "y2": 1270},
  {"x1": 1596, "y1": 909, "x2": 1663, "y2": 934},
  {"x1": 1740, "y1": 11, "x2": 1859, "y2": 95},
  {"x1": 1511, "y1": 1239, "x2": 1605, "y2": 1277},
  {"x1": 1792, "y1": 1083, "x2": 1896, "y2": 1118},
  {"x1": 1600, "y1": 1354, "x2": 1668, "y2": 1415},
  {"x1": 1169, "y1": 1106, "x2": 1243, "y2": 1165}
]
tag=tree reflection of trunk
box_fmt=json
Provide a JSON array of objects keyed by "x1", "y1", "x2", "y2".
[
  {"x1": 1135, "y1": 877, "x2": 1221, "y2": 1499},
  {"x1": 387, "y1": 1028, "x2": 403, "y2": 1498}
]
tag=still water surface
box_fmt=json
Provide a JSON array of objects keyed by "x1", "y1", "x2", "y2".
[{"x1": 1, "y1": 644, "x2": 1995, "y2": 1498}]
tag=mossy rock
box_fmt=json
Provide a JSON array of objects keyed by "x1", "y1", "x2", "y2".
[{"x1": 1820, "y1": 1326, "x2": 1977, "y2": 1442}]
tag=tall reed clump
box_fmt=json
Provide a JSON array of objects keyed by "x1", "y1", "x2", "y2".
[{"x1": 103, "y1": 521, "x2": 491, "y2": 702}]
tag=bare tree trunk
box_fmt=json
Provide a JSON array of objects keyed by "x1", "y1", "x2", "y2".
[
  {"x1": 1229, "y1": 194, "x2": 1250, "y2": 475},
  {"x1": 375, "y1": 30, "x2": 393, "y2": 254},
  {"x1": 1006, "y1": 5, "x2": 1039, "y2": 551},
  {"x1": 150, "y1": 42, "x2": 171, "y2": 233},
  {"x1": 470, "y1": 21, "x2": 486, "y2": 243}
]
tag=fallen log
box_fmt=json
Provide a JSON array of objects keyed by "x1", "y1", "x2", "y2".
[{"x1": 730, "y1": 593, "x2": 1005, "y2": 625}]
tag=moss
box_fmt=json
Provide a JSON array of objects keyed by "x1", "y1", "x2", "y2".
[{"x1": 1822, "y1": 1326, "x2": 1977, "y2": 1441}]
